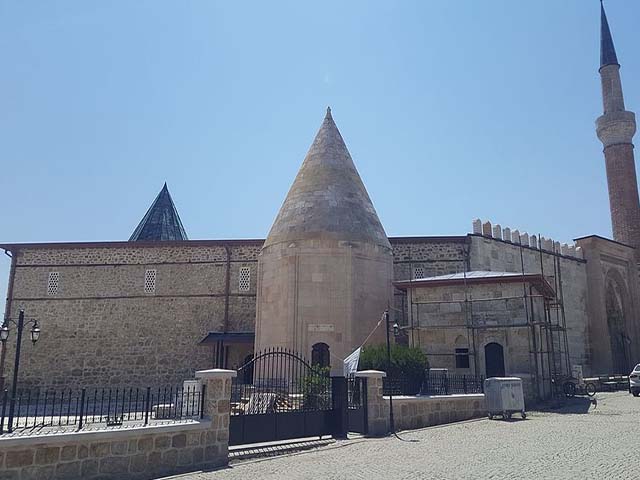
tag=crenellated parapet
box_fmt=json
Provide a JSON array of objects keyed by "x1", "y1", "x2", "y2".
[{"x1": 470, "y1": 218, "x2": 583, "y2": 259}]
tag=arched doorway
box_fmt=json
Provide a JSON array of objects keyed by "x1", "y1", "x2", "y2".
[
  {"x1": 606, "y1": 278, "x2": 629, "y2": 373},
  {"x1": 311, "y1": 343, "x2": 330, "y2": 368},
  {"x1": 485, "y1": 342, "x2": 505, "y2": 378}
]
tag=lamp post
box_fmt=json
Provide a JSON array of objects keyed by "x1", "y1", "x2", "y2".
[
  {"x1": 1, "y1": 309, "x2": 41, "y2": 432},
  {"x1": 384, "y1": 308, "x2": 399, "y2": 435}
]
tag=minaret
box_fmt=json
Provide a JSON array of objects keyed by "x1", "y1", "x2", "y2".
[
  {"x1": 255, "y1": 108, "x2": 392, "y2": 367},
  {"x1": 596, "y1": 1, "x2": 640, "y2": 251}
]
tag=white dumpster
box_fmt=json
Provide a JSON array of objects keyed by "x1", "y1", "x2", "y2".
[{"x1": 484, "y1": 377, "x2": 526, "y2": 420}]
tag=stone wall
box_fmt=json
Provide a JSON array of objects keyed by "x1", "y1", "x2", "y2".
[
  {"x1": 468, "y1": 235, "x2": 590, "y2": 372},
  {"x1": 389, "y1": 236, "x2": 468, "y2": 327},
  {"x1": 0, "y1": 369, "x2": 234, "y2": 480},
  {"x1": 392, "y1": 394, "x2": 485, "y2": 431},
  {"x1": 355, "y1": 371, "x2": 486, "y2": 435},
  {"x1": 408, "y1": 282, "x2": 545, "y2": 381},
  {"x1": 2, "y1": 241, "x2": 260, "y2": 390}
]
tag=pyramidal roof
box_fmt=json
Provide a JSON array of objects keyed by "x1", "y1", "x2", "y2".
[
  {"x1": 600, "y1": 1, "x2": 619, "y2": 69},
  {"x1": 264, "y1": 108, "x2": 390, "y2": 249},
  {"x1": 129, "y1": 183, "x2": 188, "y2": 242}
]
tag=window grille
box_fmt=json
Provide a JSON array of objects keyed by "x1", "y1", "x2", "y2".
[
  {"x1": 455, "y1": 348, "x2": 470, "y2": 369},
  {"x1": 144, "y1": 269, "x2": 157, "y2": 294},
  {"x1": 413, "y1": 266, "x2": 425, "y2": 280},
  {"x1": 47, "y1": 272, "x2": 60, "y2": 295},
  {"x1": 239, "y1": 267, "x2": 251, "y2": 292}
]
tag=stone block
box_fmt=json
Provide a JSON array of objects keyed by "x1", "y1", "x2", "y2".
[
  {"x1": 55, "y1": 461, "x2": 81, "y2": 478},
  {"x1": 177, "y1": 448, "x2": 193, "y2": 466},
  {"x1": 138, "y1": 437, "x2": 154, "y2": 452},
  {"x1": 192, "y1": 447, "x2": 204, "y2": 464},
  {"x1": 35, "y1": 447, "x2": 60, "y2": 465},
  {"x1": 90, "y1": 442, "x2": 111, "y2": 458},
  {"x1": 60, "y1": 445, "x2": 77, "y2": 461},
  {"x1": 99, "y1": 456, "x2": 130, "y2": 474},
  {"x1": 6, "y1": 450, "x2": 34, "y2": 468},
  {"x1": 172, "y1": 433, "x2": 187, "y2": 448},
  {"x1": 482, "y1": 221, "x2": 492, "y2": 237},
  {"x1": 472, "y1": 219, "x2": 482, "y2": 234},
  {"x1": 81, "y1": 459, "x2": 99, "y2": 477},
  {"x1": 0, "y1": 470, "x2": 20, "y2": 480},
  {"x1": 77, "y1": 445, "x2": 89, "y2": 459},
  {"x1": 204, "y1": 445, "x2": 219, "y2": 461},
  {"x1": 187, "y1": 432, "x2": 201, "y2": 446},
  {"x1": 162, "y1": 449, "x2": 178, "y2": 467},
  {"x1": 130, "y1": 454, "x2": 148, "y2": 473},
  {"x1": 110, "y1": 441, "x2": 128, "y2": 456},
  {"x1": 154, "y1": 435, "x2": 171, "y2": 449},
  {"x1": 21, "y1": 466, "x2": 55, "y2": 480}
]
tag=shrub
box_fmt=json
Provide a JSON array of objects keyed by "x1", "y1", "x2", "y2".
[{"x1": 359, "y1": 344, "x2": 429, "y2": 394}]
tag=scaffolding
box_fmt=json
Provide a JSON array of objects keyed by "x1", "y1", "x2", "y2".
[{"x1": 401, "y1": 235, "x2": 572, "y2": 400}]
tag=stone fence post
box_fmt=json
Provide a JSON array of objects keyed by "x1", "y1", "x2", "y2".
[
  {"x1": 195, "y1": 369, "x2": 236, "y2": 466},
  {"x1": 355, "y1": 370, "x2": 388, "y2": 436}
]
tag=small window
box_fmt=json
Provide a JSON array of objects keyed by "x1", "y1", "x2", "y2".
[
  {"x1": 311, "y1": 343, "x2": 330, "y2": 369},
  {"x1": 455, "y1": 348, "x2": 470, "y2": 369},
  {"x1": 47, "y1": 272, "x2": 59, "y2": 295},
  {"x1": 144, "y1": 269, "x2": 157, "y2": 294},
  {"x1": 413, "y1": 266, "x2": 425, "y2": 280},
  {"x1": 239, "y1": 267, "x2": 250, "y2": 292}
]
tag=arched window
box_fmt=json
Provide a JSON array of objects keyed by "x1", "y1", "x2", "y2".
[{"x1": 311, "y1": 343, "x2": 330, "y2": 368}]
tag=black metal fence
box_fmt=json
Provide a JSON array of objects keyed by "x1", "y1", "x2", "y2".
[
  {"x1": 231, "y1": 348, "x2": 332, "y2": 416},
  {"x1": 383, "y1": 372, "x2": 484, "y2": 396},
  {"x1": 0, "y1": 384, "x2": 205, "y2": 435}
]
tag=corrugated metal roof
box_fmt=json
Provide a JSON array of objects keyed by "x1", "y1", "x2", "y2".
[{"x1": 413, "y1": 271, "x2": 523, "y2": 282}]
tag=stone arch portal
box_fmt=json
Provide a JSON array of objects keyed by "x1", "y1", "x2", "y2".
[{"x1": 605, "y1": 272, "x2": 631, "y2": 373}]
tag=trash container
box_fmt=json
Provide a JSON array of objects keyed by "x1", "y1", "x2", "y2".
[{"x1": 484, "y1": 377, "x2": 526, "y2": 420}]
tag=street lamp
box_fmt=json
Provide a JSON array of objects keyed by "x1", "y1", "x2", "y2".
[
  {"x1": 0, "y1": 309, "x2": 41, "y2": 432},
  {"x1": 384, "y1": 309, "x2": 400, "y2": 435}
]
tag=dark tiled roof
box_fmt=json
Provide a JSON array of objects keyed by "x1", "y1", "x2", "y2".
[
  {"x1": 600, "y1": 1, "x2": 619, "y2": 68},
  {"x1": 129, "y1": 183, "x2": 188, "y2": 242}
]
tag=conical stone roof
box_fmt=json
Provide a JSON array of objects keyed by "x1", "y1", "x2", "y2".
[
  {"x1": 129, "y1": 183, "x2": 188, "y2": 241},
  {"x1": 264, "y1": 108, "x2": 390, "y2": 249}
]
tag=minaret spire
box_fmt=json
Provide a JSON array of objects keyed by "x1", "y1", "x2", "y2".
[
  {"x1": 600, "y1": 1, "x2": 619, "y2": 69},
  {"x1": 595, "y1": 2, "x2": 640, "y2": 253}
]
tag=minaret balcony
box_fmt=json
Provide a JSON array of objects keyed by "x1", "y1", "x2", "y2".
[{"x1": 597, "y1": 110, "x2": 637, "y2": 148}]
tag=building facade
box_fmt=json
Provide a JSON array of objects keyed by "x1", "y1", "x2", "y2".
[{"x1": 1, "y1": 4, "x2": 639, "y2": 400}]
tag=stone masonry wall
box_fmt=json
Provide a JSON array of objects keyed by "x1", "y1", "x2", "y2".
[
  {"x1": 389, "y1": 237, "x2": 468, "y2": 327},
  {"x1": 0, "y1": 369, "x2": 233, "y2": 480},
  {"x1": 409, "y1": 282, "x2": 545, "y2": 380},
  {"x1": 355, "y1": 371, "x2": 485, "y2": 435},
  {"x1": 392, "y1": 394, "x2": 486, "y2": 431},
  {"x1": 468, "y1": 235, "x2": 590, "y2": 372},
  {"x1": 3, "y1": 242, "x2": 260, "y2": 390}
]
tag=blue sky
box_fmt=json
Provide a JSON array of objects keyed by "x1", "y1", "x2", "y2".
[{"x1": 1, "y1": 1, "x2": 639, "y2": 314}]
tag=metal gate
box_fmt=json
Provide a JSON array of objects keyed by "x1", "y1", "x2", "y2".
[
  {"x1": 347, "y1": 376, "x2": 368, "y2": 435},
  {"x1": 229, "y1": 348, "x2": 347, "y2": 446}
]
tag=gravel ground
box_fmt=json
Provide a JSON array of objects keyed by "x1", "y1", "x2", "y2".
[{"x1": 165, "y1": 392, "x2": 637, "y2": 480}]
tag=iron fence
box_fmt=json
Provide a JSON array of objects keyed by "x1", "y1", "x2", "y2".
[
  {"x1": 383, "y1": 372, "x2": 484, "y2": 396},
  {"x1": 231, "y1": 348, "x2": 333, "y2": 416},
  {"x1": 0, "y1": 384, "x2": 205, "y2": 435}
]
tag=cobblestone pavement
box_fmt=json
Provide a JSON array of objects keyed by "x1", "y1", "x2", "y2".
[{"x1": 167, "y1": 392, "x2": 638, "y2": 480}]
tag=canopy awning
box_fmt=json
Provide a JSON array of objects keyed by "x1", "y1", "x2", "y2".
[{"x1": 199, "y1": 332, "x2": 255, "y2": 345}]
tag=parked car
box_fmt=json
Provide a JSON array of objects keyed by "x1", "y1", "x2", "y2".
[{"x1": 630, "y1": 364, "x2": 640, "y2": 397}]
